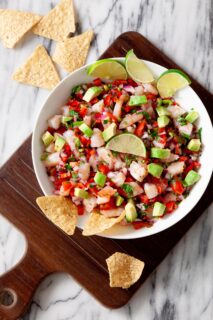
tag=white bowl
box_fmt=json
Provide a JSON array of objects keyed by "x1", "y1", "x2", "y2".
[{"x1": 32, "y1": 58, "x2": 213, "y2": 239}]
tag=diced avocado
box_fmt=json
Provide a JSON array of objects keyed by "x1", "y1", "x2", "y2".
[
  {"x1": 79, "y1": 123, "x2": 93, "y2": 137},
  {"x1": 157, "y1": 115, "x2": 170, "y2": 128},
  {"x1": 83, "y1": 86, "x2": 103, "y2": 102},
  {"x1": 125, "y1": 202, "x2": 137, "y2": 222},
  {"x1": 116, "y1": 195, "x2": 124, "y2": 206},
  {"x1": 73, "y1": 121, "x2": 84, "y2": 127},
  {"x1": 129, "y1": 95, "x2": 147, "y2": 106},
  {"x1": 42, "y1": 131, "x2": 54, "y2": 147},
  {"x1": 184, "y1": 170, "x2": 200, "y2": 186},
  {"x1": 61, "y1": 116, "x2": 72, "y2": 124},
  {"x1": 156, "y1": 106, "x2": 170, "y2": 116},
  {"x1": 152, "y1": 202, "x2": 166, "y2": 217},
  {"x1": 148, "y1": 163, "x2": 164, "y2": 178},
  {"x1": 102, "y1": 123, "x2": 117, "y2": 141},
  {"x1": 185, "y1": 111, "x2": 199, "y2": 123},
  {"x1": 162, "y1": 99, "x2": 172, "y2": 106},
  {"x1": 40, "y1": 153, "x2": 48, "y2": 161},
  {"x1": 187, "y1": 139, "x2": 201, "y2": 151},
  {"x1": 94, "y1": 171, "x2": 106, "y2": 187},
  {"x1": 150, "y1": 148, "x2": 171, "y2": 159},
  {"x1": 74, "y1": 188, "x2": 89, "y2": 199},
  {"x1": 55, "y1": 135, "x2": 66, "y2": 152}
]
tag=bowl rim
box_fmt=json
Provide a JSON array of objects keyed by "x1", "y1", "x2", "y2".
[{"x1": 32, "y1": 57, "x2": 213, "y2": 240}]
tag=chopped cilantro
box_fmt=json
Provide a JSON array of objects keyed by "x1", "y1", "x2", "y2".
[
  {"x1": 111, "y1": 150, "x2": 118, "y2": 157},
  {"x1": 71, "y1": 85, "x2": 81, "y2": 95},
  {"x1": 150, "y1": 129, "x2": 158, "y2": 138},
  {"x1": 142, "y1": 111, "x2": 150, "y2": 121},
  {"x1": 177, "y1": 116, "x2": 187, "y2": 126},
  {"x1": 74, "y1": 137, "x2": 81, "y2": 148},
  {"x1": 69, "y1": 110, "x2": 79, "y2": 116},
  {"x1": 122, "y1": 184, "x2": 133, "y2": 197},
  {"x1": 65, "y1": 164, "x2": 73, "y2": 171},
  {"x1": 103, "y1": 119, "x2": 109, "y2": 124},
  {"x1": 198, "y1": 127, "x2": 202, "y2": 141},
  {"x1": 71, "y1": 172, "x2": 78, "y2": 180},
  {"x1": 68, "y1": 155, "x2": 76, "y2": 162}
]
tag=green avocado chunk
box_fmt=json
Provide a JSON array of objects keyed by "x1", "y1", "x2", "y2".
[
  {"x1": 153, "y1": 202, "x2": 166, "y2": 217},
  {"x1": 83, "y1": 86, "x2": 103, "y2": 102},
  {"x1": 157, "y1": 115, "x2": 170, "y2": 128},
  {"x1": 74, "y1": 188, "x2": 89, "y2": 199},
  {"x1": 187, "y1": 139, "x2": 201, "y2": 151},
  {"x1": 148, "y1": 163, "x2": 164, "y2": 178},
  {"x1": 129, "y1": 95, "x2": 147, "y2": 106},
  {"x1": 79, "y1": 123, "x2": 93, "y2": 137},
  {"x1": 94, "y1": 171, "x2": 106, "y2": 187},
  {"x1": 55, "y1": 135, "x2": 66, "y2": 152},
  {"x1": 185, "y1": 111, "x2": 199, "y2": 123},
  {"x1": 156, "y1": 106, "x2": 170, "y2": 116},
  {"x1": 150, "y1": 147, "x2": 170, "y2": 159},
  {"x1": 184, "y1": 170, "x2": 200, "y2": 186},
  {"x1": 125, "y1": 202, "x2": 137, "y2": 222},
  {"x1": 42, "y1": 131, "x2": 54, "y2": 147},
  {"x1": 102, "y1": 123, "x2": 117, "y2": 141},
  {"x1": 116, "y1": 195, "x2": 124, "y2": 206}
]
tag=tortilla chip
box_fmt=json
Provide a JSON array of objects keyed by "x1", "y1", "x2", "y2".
[
  {"x1": 12, "y1": 45, "x2": 60, "y2": 90},
  {"x1": 36, "y1": 195, "x2": 77, "y2": 235},
  {"x1": 32, "y1": 0, "x2": 75, "y2": 41},
  {"x1": 52, "y1": 29, "x2": 94, "y2": 73},
  {"x1": 0, "y1": 10, "x2": 41, "y2": 48},
  {"x1": 82, "y1": 210, "x2": 125, "y2": 236},
  {"x1": 106, "y1": 252, "x2": 145, "y2": 289}
]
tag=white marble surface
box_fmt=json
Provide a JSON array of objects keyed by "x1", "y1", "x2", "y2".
[{"x1": 0, "y1": 0, "x2": 212, "y2": 319}]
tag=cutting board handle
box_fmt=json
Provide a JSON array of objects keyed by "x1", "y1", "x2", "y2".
[{"x1": 0, "y1": 246, "x2": 50, "y2": 320}]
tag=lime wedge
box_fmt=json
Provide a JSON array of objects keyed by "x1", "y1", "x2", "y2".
[
  {"x1": 87, "y1": 59, "x2": 127, "y2": 80},
  {"x1": 125, "y1": 49, "x2": 154, "y2": 83},
  {"x1": 106, "y1": 133, "x2": 146, "y2": 157},
  {"x1": 157, "y1": 69, "x2": 191, "y2": 98}
]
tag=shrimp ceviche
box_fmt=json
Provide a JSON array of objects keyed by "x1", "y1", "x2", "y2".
[{"x1": 40, "y1": 52, "x2": 202, "y2": 231}]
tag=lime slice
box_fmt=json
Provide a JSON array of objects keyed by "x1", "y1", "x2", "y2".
[
  {"x1": 106, "y1": 133, "x2": 146, "y2": 157},
  {"x1": 125, "y1": 49, "x2": 154, "y2": 83},
  {"x1": 87, "y1": 59, "x2": 127, "y2": 80},
  {"x1": 157, "y1": 69, "x2": 191, "y2": 98}
]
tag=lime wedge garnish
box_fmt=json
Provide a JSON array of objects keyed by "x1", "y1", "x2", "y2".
[
  {"x1": 157, "y1": 69, "x2": 191, "y2": 98},
  {"x1": 106, "y1": 133, "x2": 146, "y2": 157},
  {"x1": 125, "y1": 49, "x2": 154, "y2": 83},
  {"x1": 87, "y1": 59, "x2": 127, "y2": 80}
]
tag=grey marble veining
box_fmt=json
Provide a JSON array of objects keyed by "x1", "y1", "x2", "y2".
[{"x1": 0, "y1": 0, "x2": 212, "y2": 319}]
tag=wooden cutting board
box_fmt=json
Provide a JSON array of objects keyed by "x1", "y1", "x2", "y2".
[{"x1": 0, "y1": 32, "x2": 212, "y2": 320}]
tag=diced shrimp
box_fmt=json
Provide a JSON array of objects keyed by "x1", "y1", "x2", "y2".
[
  {"x1": 78, "y1": 163, "x2": 90, "y2": 181},
  {"x1": 161, "y1": 153, "x2": 179, "y2": 163},
  {"x1": 61, "y1": 105, "x2": 70, "y2": 116},
  {"x1": 167, "y1": 105, "x2": 186, "y2": 118},
  {"x1": 97, "y1": 196, "x2": 111, "y2": 204},
  {"x1": 128, "y1": 182, "x2": 143, "y2": 196},
  {"x1": 126, "y1": 125, "x2": 136, "y2": 133},
  {"x1": 44, "y1": 152, "x2": 60, "y2": 167},
  {"x1": 46, "y1": 142, "x2": 55, "y2": 153},
  {"x1": 63, "y1": 130, "x2": 80, "y2": 158},
  {"x1": 143, "y1": 83, "x2": 158, "y2": 95},
  {"x1": 178, "y1": 123, "x2": 193, "y2": 137},
  {"x1": 89, "y1": 154, "x2": 98, "y2": 171},
  {"x1": 98, "y1": 186, "x2": 116, "y2": 197},
  {"x1": 164, "y1": 192, "x2": 177, "y2": 203},
  {"x1": 113, "y1": 95, "x2": 127, "y2": 119},
  {"x1": 119, "y1": 113, "x2": 143, "y2": 129},
  {"x1": 129, "y1": 161, "x2": 148, "y2": 182},
  {"x1": 91, "y1": 99, "x2": 104, "y2": 113},
  {"x1": 83, "y1": 196, "x2": 97, "y2": 213},
  {"x1": 153, "y1": 140, "x2": 165, "y2": 149},
  {"x1": 144, "y1": 183, "x2": 158, "y2": 199},
  {"x1": 84, "y1": 115, "x2": 92, "y2": 126},
  {"x1": 100, "y1": 207, "x2": 124, "y2": 218},
  {"x1": 91, "y1": 128, "x2": 105, "y2": 148},
  {"x1": 108, "y1": 172, "x2": 126, "y2": 187},
  {"x1": 134, "y1": 85, "x2": 144, "y2": 95},
  {"x1": 59, "y1": 184, "x2": 70, "y2": 196},
  {"x1": 97, "y1": 148, "x2": 114, "y2": 169},
  {"x1": 167, "y1": 161, "x2": 185, "y2": 176},
  {"x1": 113, "y1": 156, "x2": 126, "y2": 170},
  {"x1": 72, "y1": 196, "x2": 82, "y2": 206},
  {"x1": 48, "y1": 115, "x2": 62, "y2": 130}
]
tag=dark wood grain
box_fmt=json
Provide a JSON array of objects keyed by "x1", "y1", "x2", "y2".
[{"x1": 0, "y1": 32, "x2": 212, "y2": 320}]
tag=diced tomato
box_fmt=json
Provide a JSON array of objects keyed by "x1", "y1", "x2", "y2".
[
  {"x1": 86, "y1": 148, "x2": 96, "y2": 160},
  {"x1": 124, "y1": 105, "x2": 132, "y2": 113},
  {"x1": 171, "y1": 180, "x2": 185, "y2": 195},
  {"x1": 135, "y1": 120, "x2": 146, "y2": 136},
  {"x1": 139, "y1": 194, "x2": 149, "y2": 204},
  {"x1": 79, "y1": 136, "x2": 90, "y2": 147},
  {"x1": 77, "y1": 205, "x2": 85, "y2": 215},
  {"x1": 125, "y1": 176, "x2": 134, "y2": 182},
  {"x1": 56, "y1": 126, "x2": 67, "y2": 135},
  {"x1": 185, "y1": 161, "x2": 201, "y2": 174},
  {"x1": 112, "y1": 79, "x2": 127, "y2": 86},
  {"x1": 165, "y1": 201, "x2": 177, "y2": 213},
  {"x1": 104, "y1": 95, "x2": 113, "y2": 107},
  {"x1": 146, "y1": 93, "x2": 157, "y2": 99},
  {"x1": 79, "y1": 105, "x2": 87, "y2": 117},
  {"x1": 152, "y1": 177, "x2": 168, "y2": 194},
  {"x1": 179, "y1": 156, "x2": 188, "y2": 162},
  {"x1": 90, "y1": 97, "x2": 99, "y2": 105},
  {"x1": 76, "y1": 182, "x2": 85, "y2": 189},
  {"x1": 106, "y1": 112, "x2": 118, "y2": 123},
  {"x1": 98, "y1": 164, "x2": 110, "y2": 175},
  {"x1": 62, "y1": 181, "x2": 75, "y2": 191},
  {"x1": 100, "y1": 197, "x2": 116, "y2": 210},
  {"x1": 127, "y1": 78, "x2": 138, "y2": 87},
  {"x1": 59, "y1": 172, "x2": 71, "y2": 179},
  {"x1": 153, "y1": 121, "x2": 158, "y2": 128},
  {"x1": 47, "y1": 126, "x2": 55, "y2": 134},
  {"x1": 67, "y1": 99, "x2": 80, "y2": 111},
  {"x1": 175, "y1": 144, "x2": 181, "y2": 155},
  {"x1": 111, "y1": 88, "x2": 122, "y2": 99},
  {"x1": 93, "y1": 78, "x2": 102, "y2": 86},
  {"x1": 132, "y1": 220, "x2": 154, "y2": 229},
  {"x1": 60, "y1": 152, "x2": 68, "y2": 163},
  {"x1": 75, "y1": 92, "x2": 83, "y2": 100}
]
